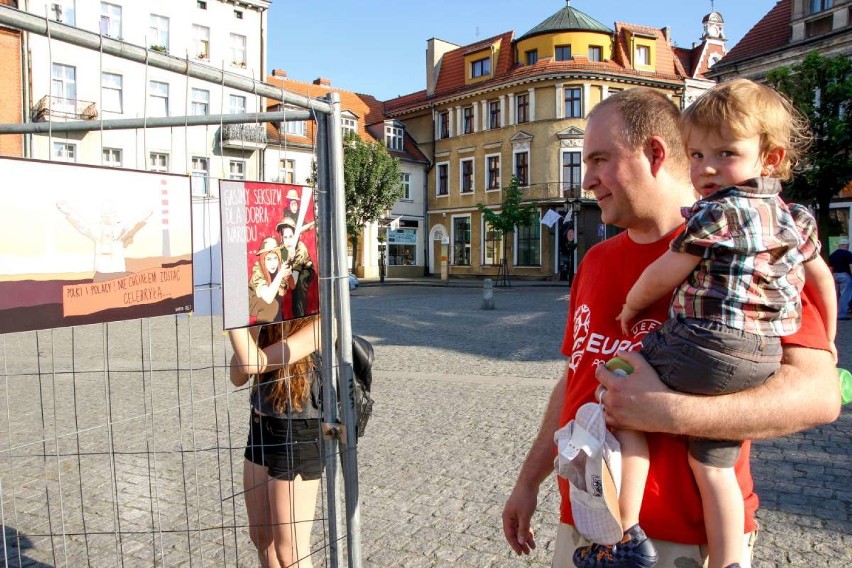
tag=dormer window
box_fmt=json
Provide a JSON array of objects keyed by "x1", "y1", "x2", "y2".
[
  {"x1": 526, "y1": 49, "x2": 538, "y2": 65},
  {"x1": 342, "y1": 117, "x2": 357, "y2": 137},
  {"x1": 635, "y1": 45, "x2": 650, "y2": 66},
  {"x1": 588, "y1": 46, "x2": 602, "y2": 62},
  {"x1": 471, "y1": 56, "x2": 490, "y2": 78},
  {"x1": 555, "y1": 45, "x2": 572, "y2": 61},
  {"x1": 385, "y1": 121, "x2": 404, "y2": 151}
]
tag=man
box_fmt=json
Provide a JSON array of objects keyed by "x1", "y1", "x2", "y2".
[
  {"x1": 276, "y1": 216, "x2": 315, "y2": 318},
  {"x1": 829, "y1": 237, "x2": 852, "y2": 321},
  {"x1": 502, "y1": 89, "x2": 839, "y2": 567}
]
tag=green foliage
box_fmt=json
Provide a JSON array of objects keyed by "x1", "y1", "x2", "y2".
[
  {"x1": 476, "y1": 177, "x2": 537, "y2": 264},
  {"x1": 343, "y1": 132, "x2": 403, "y2": 240},
  {"x1": 766, "y1": 52, "x2": 852, "y2": 251}
]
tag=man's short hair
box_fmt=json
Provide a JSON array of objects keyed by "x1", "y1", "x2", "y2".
[{"x1": 589, "y1": 88, "x2": 688, "y2": 178}]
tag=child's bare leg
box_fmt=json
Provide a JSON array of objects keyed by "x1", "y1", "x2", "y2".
[
  {"x1": 688, "y1": 453, "x2": 742, "y2": 568},
  {"x1": 615, "y1": 428, "x2": 649, "y2": 529}
]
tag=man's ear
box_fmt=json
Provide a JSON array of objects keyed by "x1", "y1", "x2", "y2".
[
  {"x1": 645, "y1": 136, "x2": 667, "y2": 177},
  {"x1": 762, "y1": 147, "x2": 785, "y2": 176}
]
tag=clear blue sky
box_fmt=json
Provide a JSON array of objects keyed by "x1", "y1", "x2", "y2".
[{"x1": 268, "y1": 0, "x2": 779, "y2": 101}]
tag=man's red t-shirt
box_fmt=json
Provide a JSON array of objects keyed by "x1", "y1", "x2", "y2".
[{"x1": 558, "y1": 229, "x2": 829, "y2": 544}]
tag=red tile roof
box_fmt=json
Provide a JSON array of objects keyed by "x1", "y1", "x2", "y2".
[{"x1": 717, "y1": 0, "x2": 791, "y2": 66}]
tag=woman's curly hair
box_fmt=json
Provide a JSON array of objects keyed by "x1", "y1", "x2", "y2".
[{"x1": 254, "y1": 315, "x2": 319, "y2": 414}]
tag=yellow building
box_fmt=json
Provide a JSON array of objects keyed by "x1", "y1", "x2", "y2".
[{"x1": 385, "y1": 2, "x2": 724, "y2": 280}]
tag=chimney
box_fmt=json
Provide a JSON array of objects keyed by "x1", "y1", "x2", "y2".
[
  {"x1": 272, "y1": 69, "x2": 287, "y2": 78},
  {"x1": 662, "y1": 26, "x2": 671, "y2": 44},
  {"x1": 426, "y1": 38, "x2": 460, "y2": 96},
  {"x1": 313, "y1": 77, "x2": 331, "y2": 87}
]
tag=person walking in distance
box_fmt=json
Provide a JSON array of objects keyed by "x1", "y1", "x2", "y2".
[{"x1": 829, "y1": 237, "x2": 852, "y2": 321}]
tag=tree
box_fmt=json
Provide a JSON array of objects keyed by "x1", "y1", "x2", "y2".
[
  {"x1": 766, "y1": 52, "x2": 852, "y2": 255},
  {"x1": 476, "y1": 177, "x2": 537, "y2": 286},
  {"x1": 342, "y1": 132, "x2": 403, "y2": 272}
]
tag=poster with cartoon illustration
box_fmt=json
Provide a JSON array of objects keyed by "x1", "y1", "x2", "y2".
[
  {"x1": 0, "y1": 157, "x2": 193, "y2": 334},
  {"x1": 219, "y1": 181, "x2": 319, "y2": 329}
]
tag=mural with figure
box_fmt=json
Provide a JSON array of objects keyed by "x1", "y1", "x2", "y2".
[{"x1": 0, "y1": 157, "x2": 193, "y2": 334}]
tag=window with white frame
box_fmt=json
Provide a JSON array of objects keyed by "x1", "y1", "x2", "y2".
[
  {"x1": 470, "y1": 56, "x2": 490, "y2": 78},
  {"x1": 191, "y1": 156, "x2": 209, "y2": 195},
  {"x1": 100, "y1": 2, "x2": 121, "y2": 38},
  {"x1": 230, "y1": 33, "x2": 246, "y2": 66},
  {"x1": 462, "y1": 106, "x2": 474, "y2": 134},
  {"x1": 149, "y1": 152, "x2": 168, "y2": 172},
  {"x1": 489, "y1": 100, "x2": 501, "y2": 129},
  {"x1": 483, "y1": 221, "x2": 503, "y2": 266},
  {"x1": 191, "y1": 88, "x2": 209, "y2": 115},
  {"x1": 460, "y1": 158, "x2": 474, "y2": 193},
  {"x1": 342, "y1": 117, "x2": 357, "y2": 137},
  {"x1": 437, "y1": 163, "x2": 449, "y2": 196},
  {"x1": 400, "y1": 172, "x2": 411, "y2": 200},
  {"x1": 516, "y1": 211, "x2": 541, "y2": 266},
  {"x1": 149, "y1": 14, "x2": 169, "y2": 51},
  {"x1": 101, "y1": 72, "x2": 122, "y2": 113},
  {"x1": 589, "y1": 46, "x2": 603, "y2": 62},
  {"x1": 514, "y1": 151, "x2": 529, "y2": 186},
  {"x1": 283, "y1": 118, "x2": 307, "y2": 136},
  {"x1": 439, "y1": 111, "x2": 449, "y2": 139},
  {"x1": 486, "y1": 154, "x2": 501, "y2": 190},
  {"x1": 565, "y1": 87, "x2": 582, "y2": 118},
  {"x1": 562, "y1": 151, "x2": 582, "y2": 196},
  {"x1": 53, "y1": 142, "x2": 76, "y2": 162},
  {"x1": 516, "y1": 93, "x2": 529, "y2": 123},
  {"x1": 452, "y1": 216, "x2": 471, "y2": 266},
  {"x1": 635, "y1": 45, "x2": 650, "y2": 66},
  {"x1": 193, "y1": 25, "x2": 210, "y2": 59},
  {"x1": 279, "y1": 159, "x2": 295, "y2": 184},
  {"x1": 385, "y1": 122, "x2": 403, "y2": 151},
  {"x1": 229, "y1": 94, "x2": 246, "y2": 114},
  {"x1": 51, "y1": 63, "x2": 76, "y2": 104},
  {"x1": 102, "y1": 147, "x2": 122, "y2": 167},
  {"x1": 229, "y1": 160, "x2": 246, "y2": 180},
  {"x1": 148, "y1": 81, "x2": 169, "y2": 116},
  {"x1": 50, "y1": 0, "x2": 75, "y2": 25}
]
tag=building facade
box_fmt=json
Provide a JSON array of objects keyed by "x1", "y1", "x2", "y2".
[{"x1": 385, "y1": 2, "x2": 724, "y2": 280}]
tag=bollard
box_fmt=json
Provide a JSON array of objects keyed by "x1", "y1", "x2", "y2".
[{"x1": 481, "y1": 278, "x2": 495, "y2": 310}]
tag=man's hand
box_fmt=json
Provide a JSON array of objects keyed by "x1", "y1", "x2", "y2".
[
  {"x1": 502, "y1": 482, "x2": 538, "y2": 556},
  {"x1": 595, "y1": 350, "x2": 679, "y2": 433}
]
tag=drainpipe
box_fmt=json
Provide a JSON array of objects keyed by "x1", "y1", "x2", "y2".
[{"x1": 21, "y1": 0, "x2": 31, "y2": 156}]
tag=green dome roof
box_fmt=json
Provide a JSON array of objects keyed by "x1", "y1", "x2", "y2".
[{"x1": 519, "y1": 1, "x2": 612, "y2": 40}]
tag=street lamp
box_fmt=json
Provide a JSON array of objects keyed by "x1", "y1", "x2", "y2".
[
  {"x1": 378, "y1": 208, "x2": 391, "y2": 284},
  {"x1": 563, "y1": 185, "x2": 581, "y2": 285}
]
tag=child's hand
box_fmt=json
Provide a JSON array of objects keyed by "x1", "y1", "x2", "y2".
[
  {"x1": 830, "y1": 341, "x2": 838, "y2": 365},
  {"x1": 616, "y1": 304, "x2": 638, "y2": 335}
]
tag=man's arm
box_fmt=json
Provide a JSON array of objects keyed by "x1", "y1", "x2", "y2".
[
  {"x1": 597, "y1": 345, "x2": 839, "y2": 440},
  {"x1": 502, "y1": 368, "x2": 566, "y2": 556}
]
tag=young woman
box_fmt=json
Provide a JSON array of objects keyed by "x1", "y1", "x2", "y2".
[{"x1": 229, "y1": 316, "x2": 323, "y2": 568}]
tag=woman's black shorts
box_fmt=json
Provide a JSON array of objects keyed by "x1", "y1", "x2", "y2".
[{"x1": 244, "y1": 413, "x2": 324, "y2": 481}]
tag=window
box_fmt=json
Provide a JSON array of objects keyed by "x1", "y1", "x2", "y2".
[
  {"x1": 400, "y1": 172, "x2": 411, "y2": 200},
  {"x1": 588, "y1": 46, "x2": 602, "y2": 62},
  {"x1": 463, "y1": 106, "x2": 474, "y2": 134},
  {"x1": 101, "y1": 72, "x2": 122, "y2": 113},
  {"x1": 439, "y1": 111, "x2": 449, "y2": 139},
  {"x1": 149, "y1": 14, "x2": 169, "y2": 51},
  {"x1": 806, "y1": 14, "x2": 833, "y2": 37},
  {"x1": 51, "y1": 63, "x2": 76, "y2": 104},
  {"x1": 487, "y1": 155, "x2": 501, "y2": 190},
  {"x1": 102, "y1": 147, "x2": 122, "y2": 167},
  {"x1": 197, "y1": 1, "x2": 207, "y2": 9},
  {"x1": 562, "y1": 151, "x2": 582, "y2": 195},
  {"x1": 483, "y1": 221, "x2": 503, "y2": 266},
  {"x1": 516, "y1": 211, "x2": 541, "y2": 266},
  {"x1": 229, "y1": 160, "x2": 245, "y2": 180},
  {"x1": 452, "y1": 216, "x2": 471, "y2": 266},
  {"x1": 460, "y1": 159, "x2": 474, "y2": 193},
  {"x1": 809, "y1": 0, "x2": 833, "y2": 13},
  {"x1": 53, "y1": 142, "x2": 76, "y2": 162},
  {"x1": 193, "y1": 25, "x2": 210, "y2": 59},
  {"x1": 471, "y1": 56, "x2": 490, "y2": 78},
  {"x1": 635, "y1": 45, "x2": 650, "y2": 66},
  {"x1": 234, "y1": 9, "x2": 244, "y2": 19},
  {"x1": 342, "y1": 117, "x2": 357, "y2": 137},
  {"x1": 489, "y1": 100, "x2": 501, "y2": 129},
  {"x1": 514, "y1": 151, "x2": 529, "y2": 186},
  {"x1": 100, "y1": 3, "x2": 121, "y2": 38},
  {"x1": 50, "y1": 0, "x2": 75, "y2": 25},
  {"x1": 229, "y1": 94, "x2": 246, "y2": 114},
  {"x1": 605, "y1": 87, "x2": 622, "y2": 99},
  {"x1": 565, "y1": 87, "x2": 582, "y2": 118},
  {"x1": 437, "y1": 163, "x2": 449, "y2": 196},
  {"x1": 388, "y1": 229, "x2": 417, "y2": 266},
  {"x1": 555, "y1": 45, "x2": 572, "y2": 61},
  {"x1": 148, "y1": 81, "x2": 169, "y2": 116},
  {"x1": 279, "y1": 159, "x2": 295, "y2": 184},
  {"x1": 283, "y1": 118, "x2": 307, "y2": 136},
  {"x1": 191, "y1": 88, "x2": 209, "y2": 115},
  {"x1": 192, "y1": 156, "x2": 209, "y2": 195},
  {"x1": 230, "y1": 33, "x2": 246, "y2": 66},
  {"x1": 526, "y1": 49, "x2": 538, "y2": 65},
  {"x1": 149, "y1": 152, "x2": 169, "y2": 172},
  {"x1": 516, "y1": 93, "x2": 529, "y2": 123},
  {"x1": 385, "y1": 123, "x2": 403, "y2": 151}
]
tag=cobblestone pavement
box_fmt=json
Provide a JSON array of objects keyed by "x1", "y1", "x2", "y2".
[{"x1": 1, "y1": 283, "x2": 849, "y2": 567}]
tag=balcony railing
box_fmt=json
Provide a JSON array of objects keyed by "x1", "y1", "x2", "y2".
[
  {"x1": 220, "y1": 123, "x2": 267, "y2": 150},
  {"x1": 521, "y1": 182, "x2": 594, "y2": 203},
  {"x1": 32, "y1": 95, "x2": 98, "y2": 121}
]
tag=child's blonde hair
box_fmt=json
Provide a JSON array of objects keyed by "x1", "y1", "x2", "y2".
[{"x1": 680, "y1": 78, "x2": 811, "y2": 181}]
